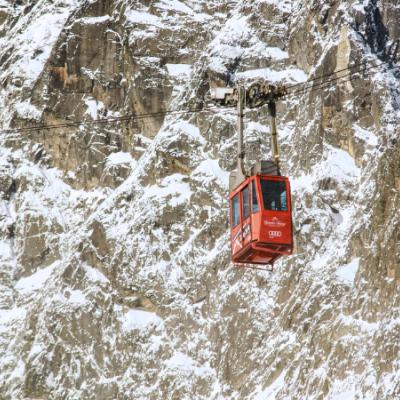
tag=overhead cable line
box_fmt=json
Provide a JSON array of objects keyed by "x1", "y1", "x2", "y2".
[
  {"x1": 286, "y1": 59, "x2": 385, "y2": 91},
  {"x1": 1, "y1": 106, "x2": 234, "y2": 135},
  {"x1": 1, "y1": 57, "x2": 394, "y2": 136},
  {"x1": 246, "y1": 62, "x2": 388, "y2": 123},
  {"x1": 284, "y1": 60, "x2": 384, "y2": 98},
  {"x1": 293, "y1": 62, "x2": 382, "y2": 96},
  {"x1": 286, "y1": 49, "x2": 399, "y2": 95}
]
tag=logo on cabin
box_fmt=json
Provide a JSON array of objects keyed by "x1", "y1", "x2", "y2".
[
  {"x1": 243, "y1": 223, "x2": 251, "y2": 239},
  {"x1": 268, "y1": 230, "x2": 282, "y2": 238},
  {"x1": 264, "y1": 217, "x2": 286, "y2": 227},
  {"x1": 232, "y1": 229, "x2": 243, "y2": 253},
  {"x1": 232, "y1": 229, "x2": 242, "y2": 242}
]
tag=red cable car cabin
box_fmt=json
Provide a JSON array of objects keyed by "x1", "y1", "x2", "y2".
[{"x1": 229, "y1": 175, "x2": 293, "y2": 265}]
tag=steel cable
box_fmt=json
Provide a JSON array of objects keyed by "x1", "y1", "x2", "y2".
[
  {"x1": 285, "y1": 59, "x2": 385, "y2": 91},
  {"x1": 0, "y1": 57, "x2": 395, "y2": 135},
  {"x1": 0, "y1": 106, "x2": 234, "y2": 135},
  {"x1": 284, "y1": 61, "x2": 384, "y2": 99},
  {"x1": 285, "y1": 61, "x2": 384, "y2": 97}
]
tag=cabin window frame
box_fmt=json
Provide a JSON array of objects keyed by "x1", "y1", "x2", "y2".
[
  {"x1": 251, "y1": 179, "x2": 259, "y2": 213},
  {"x1": 242, "y1": 185, "x2": 250, "y2": 220},
  {"x1": 260, "y1": 179, "x2": 288, "y2": 212},
  {"x1": 231, "y1": 193, "x2": 240, "y2": 227}
]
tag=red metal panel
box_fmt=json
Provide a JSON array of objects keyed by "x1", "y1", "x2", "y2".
[{"x1": 241, "y1": 183, "x2": 252, "y2": 247}]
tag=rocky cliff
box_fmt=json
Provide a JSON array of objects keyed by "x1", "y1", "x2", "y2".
[{"x1": 0, "y1": 0, "x2": 399, "y2": 399}]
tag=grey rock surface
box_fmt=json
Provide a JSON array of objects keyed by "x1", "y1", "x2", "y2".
[{"x1": 0, "y1": 0, "x2": 399, "y2": 399}]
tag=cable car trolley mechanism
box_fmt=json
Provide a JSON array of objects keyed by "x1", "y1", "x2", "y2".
[{"x1": 210, "y1": 83, "x2": 294, "y2": 270}]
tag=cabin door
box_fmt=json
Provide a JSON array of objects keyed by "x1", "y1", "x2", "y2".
[
  {"x1": 231, "y1": 192, "x2": 242, "y2": 255},
  {"x1": 241, "y1": 184, "x2": 252, "y2": 247}
]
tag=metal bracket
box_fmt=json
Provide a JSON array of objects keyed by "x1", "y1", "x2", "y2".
[
  {"x1": 210, "y1": 82, "x2": 286, "y2": 189},
  {"x1": 210, "y1": 83, "x2": 287, "y2": 107}
]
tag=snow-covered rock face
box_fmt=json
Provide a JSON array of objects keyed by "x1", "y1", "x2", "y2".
[{"x1": 0, "y1": 0, "x2": 399, "y2": 399}]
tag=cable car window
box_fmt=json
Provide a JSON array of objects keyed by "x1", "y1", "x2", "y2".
[
  {"x1": 231, "y1": 194, "x2": 240, "y2": 227},
  {"x1": 251, "y1": 180, "x2": 259, "y2": 213},
  {"x1": 242, "y1": 185, "x2": 250, "y2": 219},
  {"x1": 261, "y1": 180, "x2": 288, "y2": 211}
]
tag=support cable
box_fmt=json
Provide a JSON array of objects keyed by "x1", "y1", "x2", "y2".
[
  {"x1": 1, "y1": 57, "x2": 396, "y2": 136},
  {"x1": 286, "y1": 59, "x2": 385, "y2": 91},
  {"x1": 1, "y1": 106, "x2": 234, "y2": 135},
  {"x1": 285, "y1": 61, "x2": 384, "y2": 98}
]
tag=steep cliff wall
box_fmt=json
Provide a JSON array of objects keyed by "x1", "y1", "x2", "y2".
[{"x1": 0, "y1": 0, "x2": 399, "y2": 399}]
